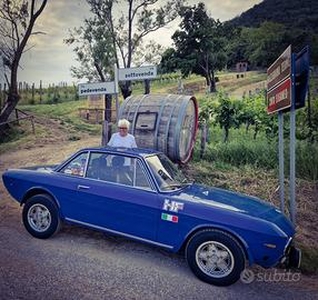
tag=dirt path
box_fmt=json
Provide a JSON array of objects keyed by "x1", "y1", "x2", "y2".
[
  {"x1": 230, "y1": 80, "x2": 267, "y2": 98},
  {"x1": 0, "y1": 135, "x2": 100, "y2": 170},
  {"x1": 0, "y1": 134, "x2": 100, "y2": 222}
]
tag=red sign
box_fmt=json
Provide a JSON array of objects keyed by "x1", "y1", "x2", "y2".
[
  {"x1": 267, "y1": 77, "x2": 291, "y2": 114},
  {"x1": 267, "y1": 45, "x2": 291, "y2": 91},
  {"x1": 267, "y1": 45, "x2": 292, "y2": 114}
]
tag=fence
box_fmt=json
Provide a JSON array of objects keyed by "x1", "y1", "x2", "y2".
[{"x1": 0, "y1": 108, "x2": 35, "y2": 138}]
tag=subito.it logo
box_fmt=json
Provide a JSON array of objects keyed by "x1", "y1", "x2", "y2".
[{"x1": 240, "y1": 269, "x2": 255, "y2": 284}]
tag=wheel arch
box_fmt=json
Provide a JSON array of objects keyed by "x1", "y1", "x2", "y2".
[
  {"x1": 181, "y1": 225, "x2": 254, "y2": 265},
  {"x1": 21, "y1": 187, "x2": 61, "y2": 211}
]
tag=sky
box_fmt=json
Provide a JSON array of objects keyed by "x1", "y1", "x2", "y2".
[{"x1": 2, "y1": 0, "x2": 262, "y2": 87}]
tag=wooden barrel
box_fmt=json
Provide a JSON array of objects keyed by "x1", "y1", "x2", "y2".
[{"x1": 118, "y1": 94, "x2": 199, "y2": 163}]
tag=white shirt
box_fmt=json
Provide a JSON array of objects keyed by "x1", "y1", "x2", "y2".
[{"x1": 107, "y1": 132, "x2": 137, "y2": 148}]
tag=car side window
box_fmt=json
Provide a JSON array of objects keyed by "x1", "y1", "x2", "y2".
[
  {"x1": 85, "y1": 153, "x2": 152, "y2": 190},
  {"x1": 132, "y1": 159, "x2": 152, "y2": 190},
  {"x1": 60, "y1": 152, "x2": 88, "y2": 177},
  {"x1": 86, "y1": 152, "x2": 110, "y2": 181}
]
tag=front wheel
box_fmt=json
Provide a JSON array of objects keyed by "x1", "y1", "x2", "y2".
[
  {"x1": 186, "y1": 229, "x2": 245, "y2": 286},
  {"x1": 22, "y1": 194, "x2": 61, "y2": 239}
]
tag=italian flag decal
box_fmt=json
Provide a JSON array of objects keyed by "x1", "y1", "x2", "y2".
[{"x1": 161, "y1": 213, "x2": 179, "y2": 223}]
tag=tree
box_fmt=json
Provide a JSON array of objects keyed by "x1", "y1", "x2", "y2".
[
  {"x1": 65, "y1": 18, "x2": 116, "y2": 83},
  {"x1": 158, "y1": 47, "x2": 179, "y2": 74},
  {"x1": 67, "y1": 0, "x2": 184, "y2": 99},
  {"x1": 247, "y1": 22, "x2": 289, "y2": 68},
  {"x1": 0, "y1": 0, "x2": 48, "y2": 127},
  {"x1": 172, "y1": 2, "x2": 227, "y2": 92},
  {"x1": 214, "y1": 92, "x2": 239, "y2": 142}
]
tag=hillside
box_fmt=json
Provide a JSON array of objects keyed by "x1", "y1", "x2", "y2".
[{"x1": 228, "y1": 0, "x2": 318, "y2": 31}]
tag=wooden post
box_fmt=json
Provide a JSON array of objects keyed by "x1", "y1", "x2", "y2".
[
  {"x1": 30, "y1": 116, "x2": 35, "y2": 134},
  {"x1": 0, "y1": 83, "x2": 2, "y2": 109},
  {"x1": 15, "y1": 109, "x2": 19, "y2": 125},
  {"x1": 144, "y1": 79, "x2": 150, "y2": 94},
  {"x1": 40, "y1": 80, "x2": 43, "y2": 103},
  {"x1": 105, "y1": 94, "x2": 112, "y2": 122},
  {"x1": 101, "y1": 120, "x2": 109, "y2": 146},
  {"x1": 200, "y1": 122, "x2": 207, "y2": 159},
  {"x1": 32, "y1": 83, "x2": 35, "y2": 103}
]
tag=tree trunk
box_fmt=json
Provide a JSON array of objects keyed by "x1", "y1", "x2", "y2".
[
  {"x1": 0, "y1": 62, "x2": 19, "y2": 127},
  {"x1": 120, "y1": 81, "x2": 132, "y2": 99},
  {"x1": 205, "y1": 71, "x2": 216, "y2": 93},
  {"x1": 223, "y1": 127, "x2": 229, "y2": 143},
  {"x1": 209, "y1": 70, "x2": 216, "y2": 93},
  {"x1": 209, "y1": 80, "x2": 216, "y2": 93},
  {"x1": 0, "y1": 95, "x2": 17, "y2": 121},
  {"x1": 0, "y1": 0, "x2": 48, "y2": 127}
]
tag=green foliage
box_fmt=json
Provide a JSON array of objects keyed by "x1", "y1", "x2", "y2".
[
  {"x1": 295, "y1": 142, "x2": 318, "y2": 180},
  {"x1": 229, "y1": 0, "x2": 318, "y2": 33},
  {"x1": 196, "y1": 77, "x2": 318, "y2": 180},
  {"x1": 196, "y1": 126, "x2": 278, "y2": 170},
  {"x1": 226, "y1": 0, "x2": 318, "y2": 65},
  {"x1": 213, "y1": 92, "x2": 238, "y2": 142},
  {"x1": 171, "y1": 2, "x2": 227, "y2": 92},
  {"x1": 21, "y1": 100, "x2": 100, "y2": 135}
]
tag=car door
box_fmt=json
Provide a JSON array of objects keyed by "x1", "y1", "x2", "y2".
[
  {"x1": 156, "y1": 193, "x2": 189, "y2": 249},
  {"x1": 57, "y1": 151, "x2": 159, "y2": 241}
]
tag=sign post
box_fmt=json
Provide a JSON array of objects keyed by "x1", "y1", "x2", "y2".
[
  {"x1": 267, "y1": 45, "x2": 292, "y2": 215},
  {"x1": 78, "y1": 81, "x2": 116, "y2": 97},
  {"x1": 289, "y1": 53, "x2": 296, "y2": 224},
  {"x1": 266, "y1": 45, "x2": 310, "y2": 225},
  {"x1": 117, "y1": 65, "x2": 157, "y2": 82}
]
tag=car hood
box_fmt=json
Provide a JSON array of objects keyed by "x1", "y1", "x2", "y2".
[
  {"x1": 178, "y1": 183, "x2": 295, "y2": 235},
  {"x1": 22, "y1": 165, "x2": 59, "y2": 172}
]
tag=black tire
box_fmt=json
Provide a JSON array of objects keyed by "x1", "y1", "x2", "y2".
[
  {"x1": 22, "y1": 194, "x2": 61, "y2": 239},
  {"x1": 185, "y1": 229, "x2": 245, "y2": 286}
]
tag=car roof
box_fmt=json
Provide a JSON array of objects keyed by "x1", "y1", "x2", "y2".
[{"x1": 79, "y1": 146, "x2": 161, "y2": 158}]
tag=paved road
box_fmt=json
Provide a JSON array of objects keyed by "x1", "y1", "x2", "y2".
[{"x1": 0, "y1": 210, "x2": 317, "y2": 300}]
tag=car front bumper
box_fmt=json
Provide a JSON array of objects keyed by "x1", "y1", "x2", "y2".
[{"x1": 281, "y1": 244, "x2": 301, "y2": 269}]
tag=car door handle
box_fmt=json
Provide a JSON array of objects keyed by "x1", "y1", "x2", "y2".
[{"x1": 77, "y1": 185, "x2": 90, "y2": 190}]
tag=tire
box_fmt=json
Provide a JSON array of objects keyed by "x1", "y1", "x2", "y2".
[
  {"x1": 185, "y1": 229, "x2": 245, "y2": 286},
  {"x1": 22, "y1": 194, "x2": 61, "y2": 239}
]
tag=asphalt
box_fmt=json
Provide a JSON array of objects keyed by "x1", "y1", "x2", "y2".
[{"x1": 0, "y1": 214, "x2": 317, "y2": 300}]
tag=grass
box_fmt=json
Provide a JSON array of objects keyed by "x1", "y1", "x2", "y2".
[
  {"x1": 21, "y1": 100, "x2": 101, "y2": 135},
  {"x1": 300, "y1": 245, "x2": 318, "y2": 274}
]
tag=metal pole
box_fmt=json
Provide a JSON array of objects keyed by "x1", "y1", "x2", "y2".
[
  {"x1": 278, "y1": 111, "x2": 285, "y2": 213},
  {"x1": 290, "y1": 53, "x2": 296, "y2": 224}
]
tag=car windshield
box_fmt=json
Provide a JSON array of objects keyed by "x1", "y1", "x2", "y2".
[{"x1": 145, "y1": 153, "x2": 190, "y2": 191}]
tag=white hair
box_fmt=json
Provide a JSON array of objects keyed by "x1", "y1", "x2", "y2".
[{"x1": 118, "y1": 118, "x2": 130, "y2": 130}]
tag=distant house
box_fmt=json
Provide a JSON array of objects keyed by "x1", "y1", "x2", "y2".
[{"x1": 236, "y1": 61, "x2": 248, "y2": 73}]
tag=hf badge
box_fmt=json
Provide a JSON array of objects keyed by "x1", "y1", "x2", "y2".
[{"x1": 161, "y1": 199, "x2": 184, "y2": 224}]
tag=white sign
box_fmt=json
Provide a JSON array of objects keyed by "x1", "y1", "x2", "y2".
[
  {"x1": 118, "y1": 65, "x2": 157, "y2": 81},
  {"x1": 78, "y1": 81, "x2": 116, "y2": 96}
]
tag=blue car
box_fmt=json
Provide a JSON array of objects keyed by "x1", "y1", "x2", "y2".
[{"x1": 2, "y1": 147, "x2": 300, "y2": 286}]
